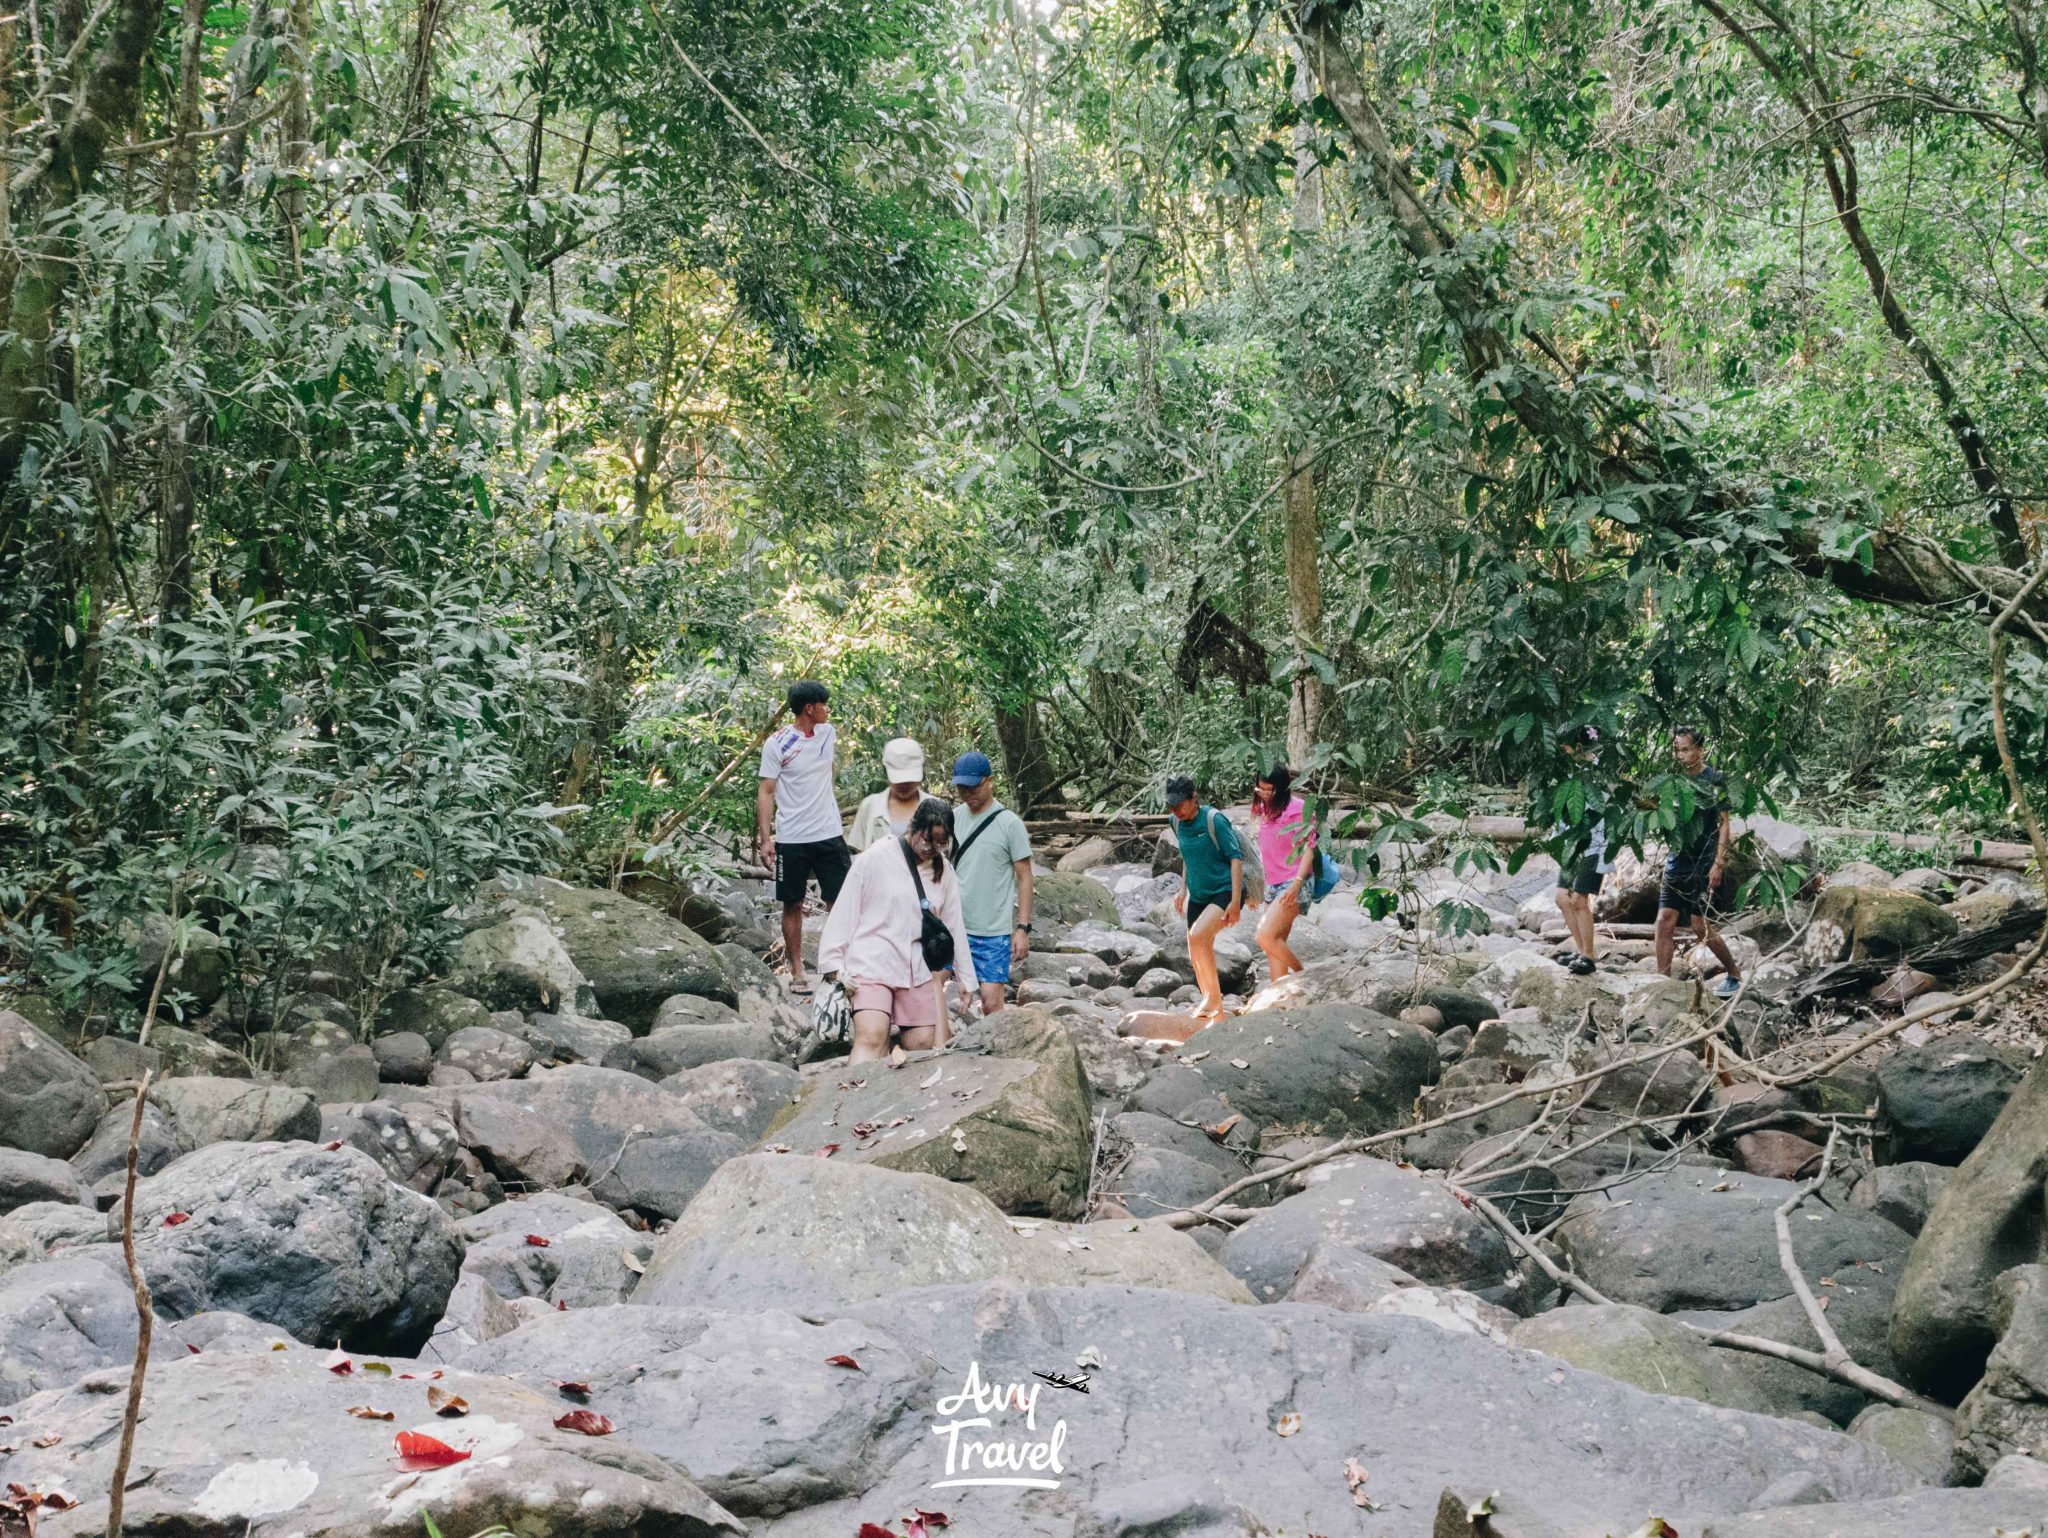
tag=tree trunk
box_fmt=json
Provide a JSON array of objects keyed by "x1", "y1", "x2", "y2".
[
  {"x1": 996, "y1": 697, "x2": 1057, "y2": 815},
  {"x1": 0, "y1": 0, "x2": 163, "y2": 485},
  {"x1": 281, "y1": 0, "x2": 312, "y2": 245},
  {"x1": 216, "y1": 1, "x2": 276, "y2": 199},
  {"x1": 163, "y1": 0, "x2": 207, "y2": 215},
  {"x1": 1284, "y1": 36, "x2": 1325, "y2": 768}
]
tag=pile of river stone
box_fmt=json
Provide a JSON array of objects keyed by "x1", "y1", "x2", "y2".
[{"x1": 3, "y1": 838, "x2": 2047, "y2": 1538}]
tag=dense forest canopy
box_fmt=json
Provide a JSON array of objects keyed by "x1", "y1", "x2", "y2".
[{"x1": 2, "y1": 0, "x2": 2045, "y2": 1022}]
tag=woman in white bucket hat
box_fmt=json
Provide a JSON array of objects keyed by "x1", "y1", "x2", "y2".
[{"x1": 847, "y1": 737, "x2": 926, "y2": 851}]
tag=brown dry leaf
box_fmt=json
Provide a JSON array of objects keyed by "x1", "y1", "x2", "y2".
[
  {"x1": 766, "y1": 1143, "x2": 792, "y2": 1154},
  {"x1": 553, "y1": 1410, "x2": 614, "y2": 1436},
  {"x1": 816, "y1": 1143, "x2": 840, "y2": 1158},
  {"x1": 851, "y1": 1121, "x2": 878, "y2": 1139},
  {"x1": 884, "y1": 1116, "x2": 910, "y2": 1128},
  {"x1": 1274, "y1": 1413, "x2": 1301, "y2": 1437},
  {"x1": 889, "y1": 1045, "x2": 907, "y2": 1068},
  {"x1": 620, "y1": 1248, "x2": 645, "y2": 1276},
  {"x1": 346, "y1": 1406, "x2": 394, "y2": 1421},
  {"x1": 30, "y1": 1435, "x2": 60, "y2": 1449},
  {"x1": 427, "y1": 1386, "x2": 469, "y2": 1418},
  {"x1": 1202, "y1": 1114, "x2": 1242, "y2": 1141},
  {"x1": 555, "y1": 1381, "x2": 592, "y2": 1399}
]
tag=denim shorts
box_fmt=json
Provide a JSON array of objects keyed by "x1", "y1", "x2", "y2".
[{"x1": 967, "y1": 933, "x2": 1011, "y2": 985}]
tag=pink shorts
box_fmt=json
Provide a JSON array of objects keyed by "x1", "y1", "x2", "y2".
[{"x1": 848, "y1": 979, "x2": 940, "y2": 1028}]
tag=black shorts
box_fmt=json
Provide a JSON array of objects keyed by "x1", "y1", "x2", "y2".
[
  {"x1": 776, "y1": 837, "x2": 851, "y2": 906},
  {"x1": 1560, "y1": 860, "x2": 1604, "y2": 897},
  {"x1": 1186, "y1": 894, "x2": 1232, "y2": 930},
  {"x1": 1659, "y1": 862, "x2": 1714, "y2": 919}
]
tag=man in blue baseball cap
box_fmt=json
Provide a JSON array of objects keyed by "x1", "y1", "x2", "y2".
[{"x1": 950, "y1": 751, "x2": 1035, "y2": 1016}]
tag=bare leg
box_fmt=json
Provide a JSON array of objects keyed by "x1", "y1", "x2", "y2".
[
  {"x1": 846, "y1": 1008, "x2": 892, "y2": 1064},
  {"x1": 1561, "y1": 890, "x2": 1596, "y2": 960},
  {"x1": 1188, "y1": 904, "x2": 1229, "y2": 1016},
  {"x1": 1654, "y1": 907, "x2": 1680, "y2": 975},
  {"x1": 1257, "y1": 890, "x2": 1303, "y2": 980},
  {"x1": 782, "y1": 902, "x2": 808, "y2": 988},
  {"x1": 1696, "y1": 916, "x2": 1740, "y2": 979},
  {"x1": 979, "y1": 982, "x2": 1006, "y2": 1015}
]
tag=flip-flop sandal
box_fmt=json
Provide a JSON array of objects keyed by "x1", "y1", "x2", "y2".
[{"x1": 789, "y1": 981, "x2": 815, "y2": 999}]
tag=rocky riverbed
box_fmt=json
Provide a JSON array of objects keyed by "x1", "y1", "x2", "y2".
[{"x1": 4, "y1": 832, "x2": 2048, "y2": 1537}]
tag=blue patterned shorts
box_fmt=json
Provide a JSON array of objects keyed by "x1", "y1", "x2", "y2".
[{"x1": 967, "y1": 932, "x2": 1011, "y2": 985}]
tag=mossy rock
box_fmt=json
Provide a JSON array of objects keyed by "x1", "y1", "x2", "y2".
[{"x1": 1030, "y1": 870, "x2": 1120, "y2": 931}]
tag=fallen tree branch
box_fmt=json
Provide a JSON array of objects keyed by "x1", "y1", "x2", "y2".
[{"x1": 1166, "y1": 1024, "x2": 1720, "y2": 1225}]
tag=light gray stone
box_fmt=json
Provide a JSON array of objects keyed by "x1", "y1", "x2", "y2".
[{"x1": 0, "y1": 1010, "x2": 102, "y2": 1160}]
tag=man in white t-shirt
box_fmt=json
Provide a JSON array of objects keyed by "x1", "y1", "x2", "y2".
[{"x1": 755, "y1": 680, "x2": 848, "y2": 995}]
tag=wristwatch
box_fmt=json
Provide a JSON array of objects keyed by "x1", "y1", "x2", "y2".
[{"x1": 1015, "y1": 923, "x2": 1033, "y2": 933}]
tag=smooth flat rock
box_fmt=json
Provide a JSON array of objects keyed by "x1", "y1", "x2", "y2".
[
  {"x1": 631, "y1": 1154, "x2": 1250, "y2": 1314},
  {"x1": 455, "y1": 1304, "x2": 938, "y2": 1519},
  {"x1": 736, "y1": 1280, "x2": 1920, "y2": 1537},
  {"x1": 0, "y1": 1346, "x2": 743, "y2": 1537}
]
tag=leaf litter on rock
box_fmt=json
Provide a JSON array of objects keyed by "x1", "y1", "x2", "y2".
[
  {"x1": 524, "y1": 1234, "x2": 551, "y2": 1247},
  {"x1": 1274, "y1": 1412, "x2": 1301, "y2": 1437},
  {"x1": 553, "y1": 1410, "x2": 613, "y2": 1436},
  {"x1": 426, "y1": 1386, "x2": 468, "y2": 1417},
  {"x1": 824, "y1": 1354, "x2": 861, "y2": 1370},
  {"x1": 554, "y1": 1381, "x2": 591, "y2": 1398},
  {"x1": 346, "y1": 1406, "x2": 394, "y2": 1421}
]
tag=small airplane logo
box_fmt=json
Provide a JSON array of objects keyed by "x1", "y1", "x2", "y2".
[{"x1": 1032, "y1": 1370, "x2": 1091, "y2": 1394}]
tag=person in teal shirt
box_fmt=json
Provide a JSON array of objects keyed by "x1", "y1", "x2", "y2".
[{"x1": 1166, "y1": 774, "x2": 1244, "y2": 1021}]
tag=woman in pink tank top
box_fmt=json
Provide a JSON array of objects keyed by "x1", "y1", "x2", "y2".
[{"x1": 1251, "y1": 761, "x2": 1314, "y2": 984}]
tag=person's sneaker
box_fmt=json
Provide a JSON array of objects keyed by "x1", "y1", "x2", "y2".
[
  {"x1": 1567, "y1": 954, "x2": 1596, "y2": 976},
  {"x1": 1714, "y1": 976, "x2": 1742, "y2": 998}
]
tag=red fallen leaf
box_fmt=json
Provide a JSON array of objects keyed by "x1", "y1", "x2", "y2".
[
  {"x1": 394, "y1": 1430, "x2": 470, "y2": 1468},
  {"x1": 552, "y1": 1410, "x2": 613, "y2": 1436},
  {"x1": 327, "y1": 1358, "x2": 354, "y2": 1376},
  {"x1": 915, "y1": 1515, "x2": 950, "y2": 1530},
  {"x1": 816, "y1": 1144, "x2": 839, "y2": 1157},
  {"x1": 346, "y1": 1406, "x2": 394, "y2": 1421},
  {"x1": 857, "y1": 1526, "x2": 897, "y2": 1538},
  {"x1": 162, "y1": 1212, "x2": 191, "y2": 1227},
  {"x1": 524, "y1": 1234, "x2": 551, "y2": 1248},
  {"x1": 1450, "y1": 1189, "x2": 1474, "y2": 1209},
  {"x1": 905, "y1": 1520, "x2": 929, "y2": 1538},
  {"x1": 35, "y1": 1493, "x2": 76, "y2": 1512},
  {"x1": 850, "y1": 1121, "x2": 878, "y2": 1139},
  {"x1": 824, "y1": 1354, "x2": 861, "y2": 1370},
  {"x1": 427, "y1": 1386, "x2": 469, "y2": 1417},
  {"x1": 555, "y1": 1300, "x2": 568, "y2": 1312},
  {"x1": 322, "y1": 1140, "x2": 345, "y2": 1152},
  {"x1": 554, "y1": 1381, "x2": 592, "y2": 1398},
  {"x1": 185, "y1": 1344, "x2": 200, "y2": 1355}
]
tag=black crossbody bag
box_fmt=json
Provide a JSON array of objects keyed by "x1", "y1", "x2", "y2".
[{"x1": 899, "y1": 838, "x2": 956, "y2": 972}]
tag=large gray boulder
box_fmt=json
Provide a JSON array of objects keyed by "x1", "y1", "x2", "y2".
[
  {"x1": 1217, "y1": 1155, "x2": 1512, "y2": 1302},
  {"x1": 1699, "y1": 1455, "x2": 2048, "y2": 1536},
  {"x1": 0, "y1": 1201, "x2": 105, "y2": 1274},
  {"x1": 0, "y1": 1147, "x2": 90, "y2": 1213},
  {"x1": 632, "y1": 1155, "x2": 1249, "y2": 1314},
  {"x1": 1874, "y1": 1033, "x2": 2028, "y2": 1165},
  {"x1": 616, "y1": 1006, "x2": 785, "y2": 1077},
  {"x1": 462, "y1": 1064, "x2": 743, "y2": 1219},
  {"x1": 1892, "y1": 1057, "x2": 2048, "y2": 1396},
  {"x1": 1174, "y1": 1002, "x2": 1438, "y2": 1137},
  {"x1": 435, "y1": 1023, "x2": 535, "y2": 1082},
  {"x1": 1553, "y1": 1167, "x2": 1913, "y2": 1314},
  {"x1": 446, "y1": 910, "x2": 598, "y2": 1014},
  {"x1": 153, "y1": 1076, "x2": 319, "y2": 1148},
  {"x1": 124, "y1": 1140, "x2": 462, "y2": 1353},
  {"x1": 449, "y1": 1087, "x2": 586, "y2": 1191},
  {"x1": 661, "y1": 1058, "x2": 802, "y2": 1143},
  {"x1": 763, "y1": 1008, "x2": 1094, "y2": 1218},
  {"x1": 0, "y1": 1010, "x2": 102, "y2": 1159},
  {"x1": 456, "y1": 1304, "x2": 937, "y2": 1519},
  {"x1": 1513, "y1": 1303, "x2": 1783, "y2": 1418},
  {"x1": 1954, "y1": 1262, "x2": 2048, "y2": 1481},
  {"x1": 122, "y1": 911, "x2": 230, "y2": 1010},
  {"x1": 454, "y1": 1191, "x2": 653, "y2": 1310},
  {"x1": 511, "y1": 1010, "x2": 633, "y2": 1066},
  {"x1": 737, "y1": 1280, "x2": 1918, "y2": 1537},
  {"x1": 0, "y1": 1347, "x2": 743, "y2": 1537},
  {"x1": 376, "y1": 985, "x2": 491, "y2": 1049},
  {"x1": 0, "y1": 1251, "x2": 133, "y2": 1406},
  {"x1": 470, "y1": 877, "x2": 736, "y2": 1028},
  {"x1": 317, "y1": 1100, "x2": 459, "y2": 1193}
]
